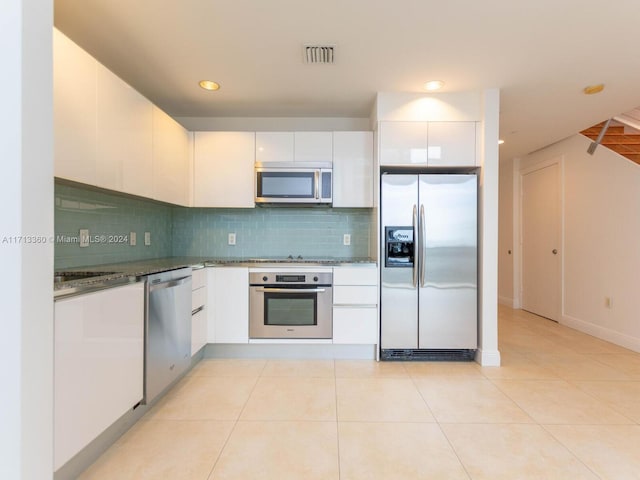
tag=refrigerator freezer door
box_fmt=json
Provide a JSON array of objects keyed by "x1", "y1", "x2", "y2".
[
  {"x1": 380, "y1": 174, "x2": 419, "y2": 349},
  {"x1": 418, "y1": 174, "x2": 477, "y2": 349}
]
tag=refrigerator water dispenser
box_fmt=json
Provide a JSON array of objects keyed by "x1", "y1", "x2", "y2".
[{"x1": 385, "y1": 227, "x2": 414, "y2": 267}]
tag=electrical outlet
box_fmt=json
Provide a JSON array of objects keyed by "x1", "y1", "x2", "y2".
[
  {"x1": 79, "y1": 229, "x2": 89, "y2": 248},
  {"x1": 130, "y1": 232, "x2": 136, "y2": 246},
  {"x1": 144, "y1": 232, "x2": 151, "y2": 246},
  {"x1": 343, "y1": 234, "x2": 351, "y2": 246},
  {"x1": 228, "y1": 232, "x2": 236, "y2": 246},
  {"x1": 605, "y1": 296, "x2": 612, "y2": 309}
]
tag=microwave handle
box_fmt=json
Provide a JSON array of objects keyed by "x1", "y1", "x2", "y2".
[{"x1": 314, "y1": 171, "x2": 320, "y2": 199}]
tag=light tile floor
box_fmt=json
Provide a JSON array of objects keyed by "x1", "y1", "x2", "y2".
[{"x1": 79, "y1": 306, "x2": 640, "y2": 479}]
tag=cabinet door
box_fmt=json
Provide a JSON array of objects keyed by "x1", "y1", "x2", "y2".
[
  {"x1": 208, "y1": 267, "x2": 249, "y2": 343},
  {"x1": 332, "y1": 307, "x2": 378, "y2": 344},
  {"x1": 54, "y1": 283, "x2": 144, "y2": 470},
  {"x1": 255, "y1": 132, "x2": 294, "y2": 163},
  {"x1": 427, "y1": 121, "x2": 477, "y2": 166},
  {"x1": 194, "y1": 132, "x2": 255, "y2": 208},
  {"x1": 152, "y1": 106, "x2": 191, "y2": 206},
  {"x1": 379, "y1": 121, "x2": 428, "y2": 165},
  {"x1": 294, "y1": 132, "x2": 332, "y2": 163},
  {"x1": 332, "y1": 132, "x2": 373, "y2": 207},
  {"x1": 53, "y1": 29, "x2": 97, "y2": 184},
  {"x1": 96, "y1": 63, "x2": 153, "y2": 195}
]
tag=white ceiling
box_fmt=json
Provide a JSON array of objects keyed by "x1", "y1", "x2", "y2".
[{"x1": 54, "y1": 0, "x2": 640, "y2": 160}]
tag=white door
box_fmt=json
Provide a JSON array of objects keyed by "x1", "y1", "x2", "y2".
[{"x1": 521, "y1": 162, "x2": 561, "y2": 321}]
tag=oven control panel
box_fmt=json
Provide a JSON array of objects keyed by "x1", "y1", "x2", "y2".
[{"x1": 249, "y1": 272, "x2": 332, "y2": 286}]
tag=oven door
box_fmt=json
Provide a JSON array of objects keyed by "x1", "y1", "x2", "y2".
[{"x1": 249, "y1": 286, "x2": 333, "y2": 338}]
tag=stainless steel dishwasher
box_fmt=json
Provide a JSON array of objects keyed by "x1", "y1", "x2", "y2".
[{"x1": 143, "y1": 267, "x2": 192, "y2": 404}]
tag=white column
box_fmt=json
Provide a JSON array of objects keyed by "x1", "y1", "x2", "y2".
[
  {"x1": 477, "y1": 88, "x2": 501, "y2": 366},
  {"x1": 0, "y1": 0, "x2": 54, "y2": 478}
]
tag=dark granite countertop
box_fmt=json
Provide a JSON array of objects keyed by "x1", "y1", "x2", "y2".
[{"x1": 54, "y1": 256, "x2": 376, "y2": 296}]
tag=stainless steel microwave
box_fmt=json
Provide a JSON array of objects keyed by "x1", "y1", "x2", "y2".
[{"x1": 255, "y1": 162, "x2": 332, "y2": 205}]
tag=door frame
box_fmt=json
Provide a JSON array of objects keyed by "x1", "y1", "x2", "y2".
[{"x1": 515, "y1": 155, "x2": 564, "y2": 320}]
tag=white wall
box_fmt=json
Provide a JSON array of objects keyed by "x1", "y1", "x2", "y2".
[
  {"x1": 0, "y1": 0, "x2": 54, "y2": 479},
  {"x1": 498, "y1": 158, "x2": 514, "y2": 305},
  {"x1": 517, "y1": 134, "x2": 640, "y2": 352},
  {"x1": 175, "y1": 116, "x2": 370, "y2": 132}
]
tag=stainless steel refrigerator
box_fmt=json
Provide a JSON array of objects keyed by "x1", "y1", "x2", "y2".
[{"x1": 380, "y1": 173, "x2": 477, "y2": 360}]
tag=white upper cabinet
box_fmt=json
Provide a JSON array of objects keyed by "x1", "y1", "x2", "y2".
[
  {"x1": 255, "y1": 132, "x2": 333, "y2": 164},
  {"x1": 294, "y1": 132, "x2": 333, "y2": 163},
  {"x1": 194, "y1": 132, "x2": 256, "y2": 208},
  {"x1": 427, "y1": 121, "x2": 477, "y2": 166},
  {"x1": 332, "y1": 131, "x2": 373, "y2": 207},
  {"x1": 255, "y1": 132, "x2": 294, "y2": 163},
  {"x1": 152, "y1": 106, "x2": 191, "y2": 206},
  {"x1": 54, "y1": 28, "x2": 192, "y2": 205},
  {"x1": 379, "y1": 121, "x2": 477, "y2": 167},
  {"x1": 380, "y1": 121, "x2": 428, "y2": 165},
  {"x1": 53, "y1": 29, "x2": 97, "y2": 184},
  {"x1": 96, "y1": 63, "x2": 153, "y2": 196}
]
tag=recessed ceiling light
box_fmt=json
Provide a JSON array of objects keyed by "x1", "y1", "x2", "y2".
[
  {"x1": 498, "y1": 139, "x2": 505, "y2": 145},
  {"x1": 199, "y1": 80, "x2": 220, "y2": 91},
  {"x1": 583, "y1": 84, "x2": 604, "y2": 95},
  {"x1": 423, "y1": 80, "x2": 445, "y2": 91}
]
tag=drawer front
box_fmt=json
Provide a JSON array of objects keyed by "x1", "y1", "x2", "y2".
[
  {"x1": 333, "y1": 285, "x2": 377, "y2": 305},
  {"x1": 333, "y1": 266, "x2": 377, "y2": 285},
  {"x1": 191, "y1": 309, "x2": 207, "y2": 356},
  {"x1": 332, "y1": 307, "x2": 378, "y2": 344},
  {"x1": 192, "y1": 267, "x2": 207, "y2": 290},
  {"x1": 192, "y1": 285, "x2": 206, "y2": 310}
]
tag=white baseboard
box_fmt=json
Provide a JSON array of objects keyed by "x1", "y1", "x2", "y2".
[
  {"x1": 561, "y1": 314, "x2": 640, "y2": 353},
  {"x1": 475, "y1": 348, "x2": 501, "y2": 366}
]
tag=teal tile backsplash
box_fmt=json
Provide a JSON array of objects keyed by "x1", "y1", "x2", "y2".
[
  {"x1": 55, "y1": 183, "x2": 173, "y2": 268},
  {"x1": 171, "y1": 207, "x2": 371, "y2": 258},
  {"x1": 55, "y1": 183, "x2": 372, "y2": 268}
]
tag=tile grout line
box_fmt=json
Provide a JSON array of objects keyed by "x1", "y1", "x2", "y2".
[
  {"x1": 538, "y1": 423, "x2": 605, "y2": 480},
  {"x1": 204, "y1": 360, "x2": 268, "y2": 480},
  {"x1": 409, "y1": 373, "x2": 473, "y2": 480},
  {"x1": 332, "y1": 360, "x2": 342, "y2": 480}
]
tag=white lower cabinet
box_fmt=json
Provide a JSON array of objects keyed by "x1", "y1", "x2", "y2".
[
  {"x1": 208, "y1": 267, "x2": 249, "y2": 343},
  {"x1": 332, "y1": 265, "x2": 378, "y2": 345},
  {"x1": 54, "y1": 282, "x2": 145, "y2": 471},
  {"x1": 191, "y1": 268, "x2": 208, "y2": 355},
  {"x1": 333, "y1": 307, "x2": 378, "y2": 344}
]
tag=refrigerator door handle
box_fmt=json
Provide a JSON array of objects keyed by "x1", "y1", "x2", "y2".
[
  {"x1": 420, "y1": 204, "x2": 426, "y2": 287},
  {"x1": 412, "y1": 204, "x2": 418, "y2": 288}
]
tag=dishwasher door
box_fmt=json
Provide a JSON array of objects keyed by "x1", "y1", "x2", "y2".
[{"x1": 144, "y1": 267, "x2": 192, "y2": 404}]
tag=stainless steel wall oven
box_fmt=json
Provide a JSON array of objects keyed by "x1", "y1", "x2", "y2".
[{"x1": 249, "y1": 271, "x2": 333, "y2": 339}]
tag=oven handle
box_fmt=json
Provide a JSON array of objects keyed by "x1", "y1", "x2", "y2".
[{"x1": 255, "y1": 287, "x2": 327, "y2": 293}]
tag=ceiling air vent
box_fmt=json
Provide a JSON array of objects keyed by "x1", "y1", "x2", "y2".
[{"x1": 303, "y1": 45, "x2": 335, "y2": 64}]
